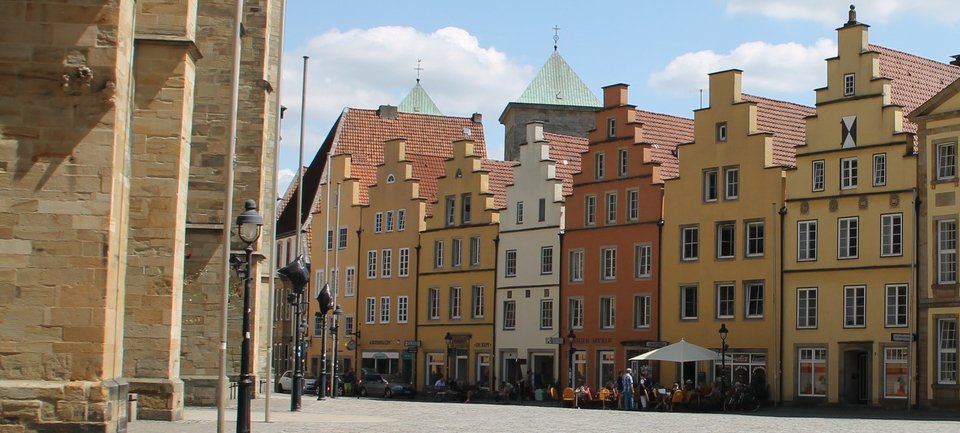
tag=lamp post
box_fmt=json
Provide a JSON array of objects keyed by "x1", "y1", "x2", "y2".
[
  {"x1": 567, "y1": 330, "x2": 577, "y2": 409},
  {"x1": 235, "y1": 200, "x2": 263, "y2": 433},
  {"x1": 315, "y1": 283, "x2": 333, "y2": 400},
  {"x1": 444, "y1": 332, "x2": 453, "y2": 382},
  {"x1": 330, "y1": 305, "x2": 343, "y2": 398},
  {"x1": 278, "y1": 254, "x2": 310, "y2": 411},
  {"x1": 719, "y1": 323, "x2": 729, "y2": 396}
]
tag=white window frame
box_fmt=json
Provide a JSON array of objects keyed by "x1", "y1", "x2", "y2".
[
  {"x1": 703, "y1": 168, "x2": 718, "y2": 202},
  {"x1": 885, "y1": 284, "x2": 908, "y2": 327},
  {"x1": 843, "y1": 73, "x2": 855, "y2": 96},
  {"x1": 634, "y1": 244, "x2": 652, "y2": 279},
  {"x1": 428, "y1": 288, "x2": 440, "y2": 320},
  {"x1": 798, "y1": 348, "x2": 827, "y2": 396},
  {"x1": 503, "y1": 301, "x2": 516, "y2": 330},
  {"x1": 838, "y1": 217, "x2": 859, "y2": 259},
  {"x1": 812, "y1": 159, "x2": 825, "y2": 192},
  {"x1": 626, "y1": 189, "x2": 639, "y2": 222},
  {"x1": 449, "y1": 286, "x2": 462, "y2": 319},
  {"x1": 717, "y1": 122, "x2": 728, "y2": 142},
  {"x1": 451, "y1": 238, "x2": 462, "y2": 267},
  {"x1": 584, "y1": 194, "x2": 597, "y2": 226},
  {"x1": 345, "y1": 267, "x2": 355, "y2": 296},
  {"x1": 840, "y1": 157, "x2": 858, "y2": 189},
  {"x1": 540, "y1": 246, "x2": 554, "y2": 275},
  {"x1": 938, "y1": 318, "x2": 957, "y2": 384},
  {"x1": 516, "y1": 201, "x2": 524, "y2": 224},
  {"x1": 938, "y1": 219, "x2": 957, "y2": 284},
  {"x1": 681, "y1": 225, "x2": 699, "y2": 261},
  {"x1": 338, "y1": 227, "x2": 348, "y2": 249},
  {"x1": 469, "y1": 236, "x2": 481, "y2": 266},
  {"x1": 365, "y1": 297, "x2": 376, "y2": 324},
  {"x1": 569, "y1": 297, "x2": 584, "y2": 329},
  {"x1": 374, "y1": 212, "x2": 383, "y2": 233},
  {"x1": 397, "y1": 296, "x2": 409, "y2": 323},
  {"x1": 434, "y1": 239, "x2": 444, "y2": 269},
  {"x1": 505, "y1": 249, "x2": 517, "y2": 277},
  {"x1": 380, "y1": 296, "x2": 391, "y2": 324},
  {"x1": 445, "y1": 195, "x2": 455, "y2": 226},
  {"x1": 843, "y1": 285, "x2": 865, "y2": 328},
  {"x1": 937, "y1": 142, "x2": 957, "y2": 180},
  {"x1": 540, "y1": 299, "x2": 554, "y2": 330},
  {"x1": 472, "y1": 285, "x2": 484, "y2": 318},
  {"x1": 605, "y1": 191, "x2": 617, "y2": 224},
  {"x1": 746, "y1": 221, "x2": 764, "y2": 257},
  {"x1": 385, "y1": 210, "x2": 394, "y2": 232},
  {"x1": 381, "y1": 248, "x2": 392, "y2": 278},
  {"x1": 798, "y1": 220, "x2": 818, "y2": 261},
  {"x1": 634, "y1": 294, "x2": 651, "y2": 328},
  {"x1": 601, "y1": 247, "x2": 617, "y2": 281},
  {"x1": 884, "y1": 347, "x2": 909, "y2": 399},
  {"x1": 569, "y1": 249, "x2": 584, "y2": 282},
  {"x1": 716, "y1": 283, "x2": 735, "y2": 319},
  {"x1": 398, "y1": 248, "x2": 410, "y2": 277},
  {"x1": 599, "y1": 296, "x2": 615, "y2": 329},
  {"x1": 797, "y1": 287, "x2": 818, "y2": 329},
  {"x1": 873, "y1": 153, "x2": 886, "y2": 187},
  {"x1": 681, "y1": 285, "x2": 698, "y2": 320},
  {"x1": 595, "y1": 152, "x2": 605, "y2": 180},
  {"x1": 607, "y1": 118, "x2": 616, "y2": 138},
  {"x1": 366, "y1": 250, "x2": 377, "y2": 279},
  {"x1": 461, "y1": 193, "x2": 471, "y2": 224},
  {"x1": 881, "y1": 213, "x2": 902, "y2": 257},
  {"x1": 618, "y1": 148, "x2": 628, "y2": 177},
  {"x1": 397, "y1": 209, "x2": 406, "y2": 231},
  {"x1": 724, "y1": 166, "x2": 739, "y2": 200},
  {"x1": 745, "y1": 281, "x2": 764, "y2": 319},
  {"x1": 717, "y1": 222, "x2": 735, "y2": 259}
]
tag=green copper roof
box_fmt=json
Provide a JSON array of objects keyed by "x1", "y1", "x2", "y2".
[
  {"x1": 516, "y1": 51, "x2": 600, "y2": 107},
  {"x1": 398, "y1": 81, "x2": 443, "y2": 115}
]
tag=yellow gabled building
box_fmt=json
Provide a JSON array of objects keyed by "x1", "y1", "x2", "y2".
[
  {"x1": 783, "y1": 7, "x2": 960, "y2": 406},
  {"x1": 660, "y1": 69, "x2": 811, "y2": 399},
  {"x1": 909, "y1": 75, "x2": 960, "y2": 409},
  {"x1": 417, "y1": 138, "x2": 514, "y2": 390}
]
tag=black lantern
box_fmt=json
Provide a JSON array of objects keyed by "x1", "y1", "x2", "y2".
[
  {"x1": 314, "y1": 284, "x2": 332, "y2": 400},
  {"x1": 235, "y1": 200, "x2": 262, "y2": 433},
  {"x1": 719, "y1": 323, "x2": 729, "y2": 396},
  {"x1": 278, "y1": 255, "x2": 310, "y2": 410}
]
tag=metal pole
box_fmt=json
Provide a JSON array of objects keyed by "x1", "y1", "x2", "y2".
[
  {"x1": 237, "y1": 243, "x2": 255, "y2": 433},
  {"x1": 331, "y1": 182, "x2": 342, "y2": 397},
  {"x1": 331, "y1": 312, "x2": 339, "y2": 398},
  {"x1": 291, "y1": 293, "x2": 303, "y2": 410},
  {"x1": 217, "y1": 1, "x2": 244, "y2": 431},
  {"x1": 318, "y1": 314, "x2": 327, "y2": 399}
]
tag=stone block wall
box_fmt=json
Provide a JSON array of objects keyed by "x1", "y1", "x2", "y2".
[{"x1": 500, "y1": 103, "x2": 598, "y2": 160}]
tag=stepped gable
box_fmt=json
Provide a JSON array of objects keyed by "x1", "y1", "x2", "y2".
[
  {"x1": 481, "y1": 159, "x2": 519, "y2": 210},
  {"x1": 872, "y1": 44, "x2": 960, "y2": 124},
  {"x1": 516, "y1": 51, "x2": 601, "y2": 107},
  {"x1": 543, "y1": 132, "x2": 588, "y2": 197},
  {"x1": 743, "y1": 94, "x2": 816, "y2": 168},
  {"x1": 635, "y1": 110, "x2": 695, "y2": 181}
]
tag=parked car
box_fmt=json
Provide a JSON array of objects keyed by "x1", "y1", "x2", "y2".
[
  {"x1": 358, "y1": 372, "x2": 415, "y2": 399},
  {"x1": 276, "y1": 370, "x2": 318, "y2": 394}
]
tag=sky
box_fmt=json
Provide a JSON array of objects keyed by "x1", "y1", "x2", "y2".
[{"x1": 276, "y1": 0, "x2": 960, "y2": 193}]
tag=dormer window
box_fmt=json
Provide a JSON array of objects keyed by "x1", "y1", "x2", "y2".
[
  {"x1": 843, "y1": 73, "x2": 855, "y2": 96},
  {"x1": 716, "y1": 122, "x2": 727, "y2": 142},
  {"x1": 386, "y1": 174, "x2": 396, "y2": 184},
  {"x1": 607, "y1": 118, "x2": 616, "y2": 138}
]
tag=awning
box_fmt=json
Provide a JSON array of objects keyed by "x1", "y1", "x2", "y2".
[{"x1": 362, "y1": 351, "x2": 399, "y2": 359}]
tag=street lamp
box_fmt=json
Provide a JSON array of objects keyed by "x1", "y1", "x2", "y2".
[
  {"x1": 330, "y1": 305, "x2": 343, "y2": 398},
  {"x1": 315, "y1": 283, "x2": 333, "y2": 400},
  {"x1": 278, "y1": 254, "x2": 310, "y2": 411},
  {"x1": 567, "y1": 330, "x2": 578, "y2": 409},
  {"x1": 444, "y1": 332, "x2": 453, "y2": 382},
  {"x1": 235, "y1": 199, "x2": 263, "y2": 433},
  {"x1": 719, "y1": 323, "x2": 729, "y2": 396}
]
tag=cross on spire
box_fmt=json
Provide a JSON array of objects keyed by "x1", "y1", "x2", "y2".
[
  {"x1": 415, "y1": 59, "x2": 424, "y2": 83},
  {"x1": 553, "y1": 25, "x2": 560, "y2": 51}
]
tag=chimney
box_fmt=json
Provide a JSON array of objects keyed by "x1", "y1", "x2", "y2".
[
  {"x1": 377, "y1": 105, "x2": 398, "y2": 119},
  {"x1": 471, "y1": 112, "x2": 482, "y2": 123},
  {"x1": 951, "y1": 55, "x2": 960, "y2": 67}
]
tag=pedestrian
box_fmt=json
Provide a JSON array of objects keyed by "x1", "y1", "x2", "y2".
[
  {"x1": 621, "y1": 368, "x2": 635, "y2": 410},
  {"x1": 615, "y1": 370, "x2": 624, "y2": 409},
  {"x1": 638, "y1": 371, "x2": 651, "y2": 410}
]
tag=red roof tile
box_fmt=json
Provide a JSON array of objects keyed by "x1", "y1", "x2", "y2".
[
  {"x1": 481, "y1": 159, "x2": 518, "y2": 210},
  {"x1": 743, "y1": 94, "x2": 815, "y2": 168},
  {"x1": 410, "y1": 155, "x2": 447, "y2": 217},
  {"x1": 543, "y1": 132, "x2": 588, "y2": 197},
  {"x1": 635, "y1": 110, "x2": 695, "y2": 180},
  {"x1": 872, "y1": 44, "x2": 960, "y2": 121}
]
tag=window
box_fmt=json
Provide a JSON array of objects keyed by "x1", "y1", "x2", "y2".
[
  {"x1": 469, "y1": 236, "x2": 480, "y2": 266},
  {"x1": 365, "y1": 297, "x2": 376, "y2": 324},
  {"x1": 326, "y1": 229, "x2": 334, "y2": 250},
  {"x1": 385, "y1": 211, "x2": 394, "y2": 232},
  {"x1": 873, "y1": 153, "x2": 886, "y2": 186},
  {"x1": 374, "y1": 213, "x2": 383, "y2": 233},
  {"x1": 717, "y1": 222, "x2": 735, "y2": 259},
  {"x1": 745, "y1": 282, "x2": 764, "y2": 318},
  {"x1": 681, "y1": 286, "x2": 698, "y2": 319},
  {"x1": 884, "y1": 348, "x2": 909, "y2": 399},
  {"x1": 584, "y1": 194, "x2": 596, "y2": 226},
  {"x1": 344, "y1": 267, "x2": 355, "y2": 296},
  {"x1": 398, "y1": 248, "x2": 410, "y2": 277},
  {"x1": 386, "y1": 174, "x2": 395, "y2": 184},
  {"x1": 337, "y1": 227, "x2": 348, "y2": 250},
  {"x1": 841, "y1": 157, "x2": 858, "y2": 189},
  {"x1": 434, "y1": 240, "x2": 444, "y2": 269},
  {"x1": 445, "y1": 195, "x2": 455, "y2": 226},
  {"x1": 703, "y1": 169, "x2": 718, "y2": 202},
  {"x1": 397, "y1": 296, "x2": 408, "y2": 323},
  {"x1": 717, "y1": 283, "x2": 735, "y2": 319},
  {"x1": 366, "y1": 250, "x2": 377, "y2": 279},
  {"x1": 329, "y1": 268, "x2": 338, "y2": 294},
  {"x1": 476, "y1": 353, "x2": 491, "y2": 386},
  {"x1": 428, "y1": 288, "x2": 440, "y2": 319},
  {"x1": 716, "y1": 122, "x2": 728, "y2": 142},
  {"x1": 472, "y1": 285, "x2": 484, "y2": 318},
  {"x1": 634, "y1": 244, "x2": 652, "y2": 279},
  {"x1": 601, "y1": 247, "x2": 617, "y2": 280},
  {"x1": 569, "y1": 297, "x2": 584, "y2": 329},
  {"x1": 540, "y1": 299, "x2": 554, "y2": 329},
  {"x1": 745, "y1": 221, "x2": 764, "y2": 257},
  {"x1": 397, "y1": 209, "x2": 406, "y2": 231},
  {"x1": 505, "y1": 250, "x2": 517, "y2": 277},
  {"x1": 798, "y1": 348, "x2": 827, "y2": 396},
  {"x1": 516, "y1": 201, "x2": 524, "y2": 224},
  {"x1": 461, "y1": 193, "x2": 471, "y2": 224},
  {"x1": 450, "y1": 286, "x2": 462, "y2": 319},
  {"x1": 937, "y1": 142, "x2": 957, "y2": 180},
  {"x1": 797, "y1": 288, "x2": 818, "y2": 328},
  {"x1": 313, "y1": 313, "x2": 322, "y2": 336},
  {"x1": 426, "y1": 353, "x2": 444, "y2": 387},
  {"x1": 380, "y1": 296, "x2": 391, "y2": 324},
  {"x1": 843, "y1": 285, "x2": 865, "y2": 328},
  {"x1": 843, "y1": 73, "x2": 855, "y2": 96},
  {"x1": 798, "y1": 220, "x2": 818, "y2": 261},
  {"x1": 881, "y1": 213, "x2": 902, "y2": 257},
  {"x1": 724, "y1": 167, "x2": 739, "y2": 200},
  {"x1": 344, "y1": 316, "x2": 354, "y2": 336},
  {"x1": 838, "y1": 217, "x2": 859, "y2": 259},
  {"x1": 634, "y1": 295, "x2": 651, "y2": 328},
  {"x1": 885, "y1": 284, "x2": 908, "y2": 327},
  {"x1": 626, "y1": 189, "x2": 639, "y2": 222},
  {"x1": 381, "y1": 249, "x2": 392, "y2": 278},
  {"x1": 598, "y1": 351, "x2": 615, "y2": 391},
  {"x1": 451, "y1": 238, "x2": 462, "y2": 267},
  {"x1": 938, "y1": 318, "x2": 957, "y2": 384},
  {"x1": 538, "y1": 198, "x2": 546, "y2": 222},
  {"x1": 812, "y1": 160, "x2": 825, "y2": 192},
  {"x1": 503, "y1": 301, "x2": 516, "y2": 330},
  {"x1": 605, "y1": 191, "x2": 617, "y2": 224},
  {"x1": 938, "y1": 219, "x2": 957, "y2": 284},
  {"x1": 600, "y1": 297, "x2": 615, "y2": 329},
  {"x1": 595, "y1": 152, "x2": 605, "y2": 180},
  {"x1": 681, "y1": 226, "x2": 699, "y2": 261},
  {"x1": 569, "y1": 249, "x2": 584, "y2": 282},
  {"x1": 618, "y1": 148, "x2": 628, "y2": 177},
  {"x1": 540, "y1": 246, "x2": 554, "y2": 275},
  {"x1": 607, "y1": 118, "x2": 616, "y2": 138}
]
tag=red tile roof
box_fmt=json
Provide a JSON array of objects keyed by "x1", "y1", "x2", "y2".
[
  {"x1": 481, "y1": 159, "x2": 518, "y2": 210},
  {"x1": 411, "y1": 155, "x2": 447, "y2": 217},
  {"x1": 872, "y1": 44, "x2": 960, "y2": 123},
  {"x1": 635, "y1": 110, "x2": 695, "y2": 180},
  {"x1": 743, "y1": 94, "x2": 815, "y2": 168},
  {"x1": 543, "y1": 132, "x2": 588, "y2": 197}
]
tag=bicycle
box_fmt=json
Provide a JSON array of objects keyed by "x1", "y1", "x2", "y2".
[{"x1": 722, "y1": 382, "x2": 760, "y2": 412}]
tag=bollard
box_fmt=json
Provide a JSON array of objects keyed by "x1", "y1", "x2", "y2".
[{"x1": 127, "y1": 393, "x2": 138, "y2": 422}]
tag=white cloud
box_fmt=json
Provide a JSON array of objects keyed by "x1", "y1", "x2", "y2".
[
  {"x1": 726, "y1": 0, "x2": 959, "y2": 26},
  {"x1": 276, "y1": 168, "x2": 295, "y2": 199},
  {"x1": 280, "y1": 26, "x2": 533, "y2": 166},
  {"x1": 648, "y1": 38, "x2": 836, "y2": 96}
]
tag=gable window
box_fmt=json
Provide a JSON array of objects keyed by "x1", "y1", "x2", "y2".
[
  {"x1": 873, "y1": 153, "x2": 886, "y2": 186},
  {"x1": 398, "y1": 248, "x2": 410, "y2": 277},
  {"x1": 601, "y1": 247, "x2": 617, "y2": 280},
  {"x1": 385, "y1": 174, "x2": 395, "y2": 184},
  {"x1": 381, "y1": 249, "x2": 392, "y2": 278},
  {"x1": 607, "y1": 118, "x2": 616, "y2": 138},
  {"x1": 595, "y1": 152, "x2": 605, "y2": 180},
  {"x1": 451, "y1": 238, "x2": 462, "y2": 267},
  {"x1": 938, "y1": 142, "x2": 957, "y2": 180},
  {"x1": 374, "y1": 212, "x2": 383, "y2": 233},
  {"x1": 505, "y1": 249, "x2": 517, "y2": 277},
  {"x1": 569, "y1": 297, "x2": 584, "y2": 329},
  {"x1": 716, "y1": 122, "x2": 728, "y2": 142},
  {"x1": 502, "y1": 301, "x2": 516, "y2": 330},
  {"x1": 843, "y1": 73, "x2": 855, "y2": 96},
  {"x1": 634, "y1": 244, "x2": 652, "y2": 279},
  {"x1": 366, "y1": 250, "x2": 377, "y2": 279},
  {"x1": 540, "y1": 299, "x2": 554, "y2": 329},
  {"x1": 938, "y1": 219, "x2": 957, "y2": 284},
  {"x1": 605, "y1": 191, "x2": 617, "y2": 224},
  {"x1": 385, "y1": 210, "x2": 394, "y2": 232},
  {"x1": 428, "y1": 288, "x2": 440, "y2": 320},
  {"x1": 885, "y1": 284, "x2": 908, "y2": 327},
  {"x1": 724, "y1": 166, "x2": 739, "y2": 200},
  {"x1": 540, "y1": 246, "x2": 554, "y2": 275},
  {"x1": 634, "y1": 295, "x2": 651, "y2": 328},
  {"x1": 716, "y1": 283, "x2": 735, "y2": 319},
  {"x1": 681, "y1": 285, "x2": 698, "y2": 319},
  {"x1": 469, "y1": 236, "x2": 481, "y2": 266},
  {"x1": 838, "y1": 217, "x2": 859, "y2": 259},
  {"x1": 600, "y1": 296, "x2": 615, "y2": 329},
  {"x1": 471, "y1": 285, "x2": 484, "y2": 318},
  {"x1": 397, "y1": 209, "x2": 406, "y2": 231},
  {"x1": 585, "y1": 194, "x2": 597, "y2": 226},
  {"x1": 938, "y1": 318, "x2": 957, "y2": 384},
  {"x1": 843, "y1": 285, "x2": 865, "y2": 328},
  {"x1": 681, "y1": 225, "x2": 699, "y2": 261},
  {"x1": 745, "y1": 282, "x2": 764, "y2": 318},
  {"x1": 841, "y1": 157, "x2": 858, "y2": 189},
  {"x1": 881, "y1": 213, "x2": 903, "y2": 257},
  {"x1": 618, "y1": 148, "x2": 628, "y2": 177},
  {"x1": 444, "y1": 195, "x2": 456, "y2": 226},
  {"x1": 569, "y1": 249, "x2": 584, "y2": 282},
  {"x1": 516, "y1": 201, "x2": 524, "y2": 224},
  {"x1": 746, "y1": 221, "x2": 764, "y2": 257},
  {"x1": 717, "y1": 222, "x2": 735, "y2": 259},
  {"x1": 434, "y1": 240, "x2": 444, "y2": 269},
  {"x1": 798, "y1": 220, "x2": 818, "y2": 261},
  {"x1": 461, "y1": 193, "x2": 471, "y2": 224},
  {"x1": 812, "y1": 160, "x2": 825, "y2": 192},
  {"x1": 627, "y1": 189, "x2": 639, "y2": 222},
  {"x1": 703, "y1": 168, "x2": 719, "y2": 202},
  {"x1": 797, "y1": 287, "x2": 818, "y2": 328}
]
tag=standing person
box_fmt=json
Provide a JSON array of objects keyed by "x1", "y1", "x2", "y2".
[
  {"x1": 637, "y1": 371, "x2": 652, "y2": 410},
  {"x1": 343, "y1": 368, "x2": 356, "y2": 396},
  {"x1": 621, "y1": 368, "x2": 635, "y2": 410}
]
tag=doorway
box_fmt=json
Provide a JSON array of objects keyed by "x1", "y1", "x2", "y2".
[
  {"x1": 842, "y1": 350, "x2": 869, "y2": 404},
  {"x1": 530, "y1": 353, "x2": 555, "y2": 391}
]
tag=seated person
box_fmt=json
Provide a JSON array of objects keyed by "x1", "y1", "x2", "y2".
[
  {"x1": 576, "y1": 383, "x2": 593, "y2": 401},
  {"x1": 434, "y1": 375, "x2": 447, "y2": 391},
  {"x1": 671, "y1": 382, "x2": 685, "y2": 403},
  {"x1": 498, "y1": 381, "x2": 514, "y2": 403}
]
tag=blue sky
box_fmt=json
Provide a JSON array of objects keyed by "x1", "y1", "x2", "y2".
[{"x1": 277, "y1": 0, "x2": 960, "y2": 192}]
